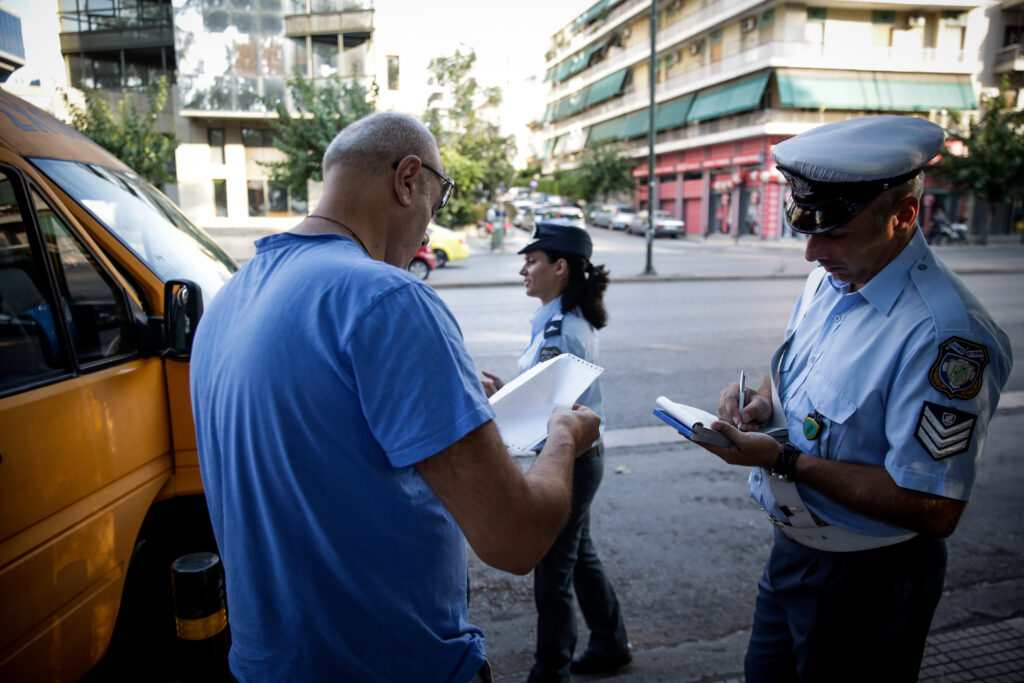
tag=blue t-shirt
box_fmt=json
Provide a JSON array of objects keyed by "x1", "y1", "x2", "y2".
[
  {"x1": 750, "y1": 229, "x2": 1012, "y2": 536},
  {"x1": 190, "y1": 233, "x2": 495, "y2": 682}
]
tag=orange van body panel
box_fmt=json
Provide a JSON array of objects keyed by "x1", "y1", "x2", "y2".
[{"x1": 0, "y1": 88, "x2": 210, "y2": 681}]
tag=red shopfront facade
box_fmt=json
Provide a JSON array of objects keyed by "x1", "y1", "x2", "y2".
[
  {"x1": 633, "y1": 133, "x2": 965, "y2": 239},
  {"x1": 633, "y1": 134, "x2": 792, "y2": 239}
]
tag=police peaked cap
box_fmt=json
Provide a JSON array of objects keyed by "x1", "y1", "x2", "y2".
[
  {"x1": 519, "y1": 219, "x2": 593, "y2": 260},
  {"x1": 772, "y1": 115, "x2": 945, "y2": 234}
]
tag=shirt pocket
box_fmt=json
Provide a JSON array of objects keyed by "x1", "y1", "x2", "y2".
[{"x1": 800, "y1": 377, "x2": 857, "y2": 460}]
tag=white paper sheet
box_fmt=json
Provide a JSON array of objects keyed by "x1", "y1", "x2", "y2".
[{"x1": 489, "y1": 354, "x2": 603, "y2": 451}]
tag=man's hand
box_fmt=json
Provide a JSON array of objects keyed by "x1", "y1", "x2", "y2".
[
  {"x1": 481, "y1": 370, "x2": 504, "y2": 398},
  {"x1": 547, "y1": 404, "x2": 601, "y2": 457},
  {"x1": 697, "y1": 420, "x2": 779, "y2": 470},
  {"x1": 718, "y1": 376, "x2": 773, "y2": 431}
]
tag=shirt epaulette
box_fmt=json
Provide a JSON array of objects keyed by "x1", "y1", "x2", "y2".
[{"x1": 908, "y1": 252, "x2": 971, "y2": 335}]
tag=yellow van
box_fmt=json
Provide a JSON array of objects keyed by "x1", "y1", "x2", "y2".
[{"x1": 0, "y1": 87, "x2": 235, "y2": 681}]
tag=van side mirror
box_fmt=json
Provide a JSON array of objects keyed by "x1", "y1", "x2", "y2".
[{"x1": 164, "y1": 279, "x2": 203, "y2": 359}]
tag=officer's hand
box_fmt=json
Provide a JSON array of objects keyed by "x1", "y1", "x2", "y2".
[
  {"x1": 718, "y1": 382, "x2": 772, "y2": 431},
  {"x1": 548, "y1": 405, "x2": 601, "y2": 458},
  {"x1": 698, "y1": 421, "x2": 779, "y2": 470},
  {"x1": 481, "y1": 370, "x2": 504, "y2": 398}
]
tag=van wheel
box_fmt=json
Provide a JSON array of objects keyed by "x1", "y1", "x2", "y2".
[{"x1": 83, "y1": 496, "x2": 221, "y2": 681}]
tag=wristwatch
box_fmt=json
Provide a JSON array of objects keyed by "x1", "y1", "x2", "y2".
[{"x1": 770, "y1": 442, "x2": 801, "y2": 481}]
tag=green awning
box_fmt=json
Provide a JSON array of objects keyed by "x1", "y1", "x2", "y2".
[
  {"x1": 687, "y1": 71, "x2": 770, "y2": 123},
  {"x1": 587, "y1": 69, "x2": 627, "y2": 107},
  {"x1": 620, "y1": 111, "x2": 650, "y2": 139},
  {"x1": 776, "y1": 72, "x2": 976, "y2": 111},
  {"x1": 655, "y1": 94, "x2": 693, "y2": 131},
  {"x1": 539, "y1": 137, "x2": 557, "y2": 161},
  {"x1": 552, "y1": 40, "x2": 608, "y2": 83},
  {"x1": 573, "y1": 0, "x2": 610, "y2": 31},
  {"x1": 566, "y1": 89, "x2": 589, "y2": 117},
  {"x1": 588, "y1": 114, "x2": 627, "y2": 144}
]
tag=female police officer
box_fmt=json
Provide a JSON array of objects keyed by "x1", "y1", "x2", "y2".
[{"x1": 481, "y1": 219, "x2": 631, "y2": 682}]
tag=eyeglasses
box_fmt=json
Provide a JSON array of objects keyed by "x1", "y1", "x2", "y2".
[{"x1": 393, "y1": 158, "x2": 455, "y2": 212}]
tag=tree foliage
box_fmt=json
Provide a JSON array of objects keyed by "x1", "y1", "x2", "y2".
[
  {"x1": 62, "y1": 76, "x2": 177, "y2": 186},
  {"x1": 260, "y1": 69, "x2": 378, "y2": 199},
  {"x1": 424, "y1": 49, "x2": 516, "y2": 227},
  {"x1": 569, "y1": 143, "x2": 635, "y2": 203},
  {"x1": 934, "y1": 77, "x2": 1024, "y2": 241}
]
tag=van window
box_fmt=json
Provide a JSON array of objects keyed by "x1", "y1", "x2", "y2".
[
  {"x1": 0, "y1": 171, "x2": 64, "y2": 389},
  {"x1": 0, "y1": 170, "x2": 138, "y2": 392},
  {"x1": 32, "y1": 186, "x2": 136, "y2": 366},
  {"x1": 29, "y1": 158, "x2": 235, "y2": 306}
]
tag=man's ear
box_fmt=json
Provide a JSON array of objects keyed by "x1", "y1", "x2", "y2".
[
  {"x1": 893, "y1": 195, "x2": 919, "y2": 235},
  {"x1": 392, "y1": 155, "x2": 420, "y2": 207}
]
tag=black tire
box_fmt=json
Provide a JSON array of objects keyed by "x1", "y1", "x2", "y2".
[
  {"x1": 83, "y1": 496, "x2": 222, "y2": 681},
  {"x1": 434, "y1": 249, "x2": 448, "y2": 268},
  {"x1": 409, "y1": 259, "x2": 430, "y2": 280}
]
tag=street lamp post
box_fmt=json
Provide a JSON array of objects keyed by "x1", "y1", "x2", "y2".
[{"x1": 644, "y1": 0, "x2": 658, "y2": 275}]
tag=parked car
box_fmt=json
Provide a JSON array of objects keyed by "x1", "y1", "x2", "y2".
[
  {"x1": 408, "y1": 243, "x2": 437, "y2": 280},
  {"x1": 538, "y1": 205, "x2": 586, "y2": 230},
  {"x1": 515, "y1": 203, "x2": 543, "y2": 230},
  {"x1": 590, "y1": 204, "x2": 634, "y2": 230},
  {"x1": 628, "y1": 210, "x2": 686, "y2": 237},
  {"x1": 428, "y1": 223, "x2": 469, "y2": 267},
  {"x1": 609, "y1": 209, "x2": 636, "y2": 231}
]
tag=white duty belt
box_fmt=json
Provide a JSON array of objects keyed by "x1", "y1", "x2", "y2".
[{"x1": 760, "y1": 272, "x2": 917, "y2": 553}]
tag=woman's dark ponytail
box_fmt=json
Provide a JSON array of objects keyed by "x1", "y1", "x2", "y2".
[{"x1": 543, "y1": 250, "x2": 610, "y2": 329}]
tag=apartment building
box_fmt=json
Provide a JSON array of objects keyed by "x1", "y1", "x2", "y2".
[
  {"x1": 57, "y1": 0, "x2": 376, "y2": 228},
  {"x1": 536, "y1": 0, "x2": 996, "y2": 239},
  {"x1": 0, "y1": 4, "x2": 25, "y2": 82}
]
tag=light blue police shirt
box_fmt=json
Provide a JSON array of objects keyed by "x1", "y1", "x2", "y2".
[
  {"x1": 749, "y1": 229, "x2": 1012, "y2": 537},
  {"x1": 518, "y1": 296, "x2": 605, "y2": 444}
]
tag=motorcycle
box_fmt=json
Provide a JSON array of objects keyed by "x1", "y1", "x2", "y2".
[{"x1": 928, "y1": 219, "x2": 968, "y2": 245}]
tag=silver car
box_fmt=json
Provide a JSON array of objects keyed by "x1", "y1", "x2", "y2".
[{"x1": 628, "y1": 210, "x2": 686, "y2": 237}]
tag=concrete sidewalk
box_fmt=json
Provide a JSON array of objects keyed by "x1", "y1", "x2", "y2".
[{"x1": 583, "y1": 395, "x2": 1024, "y2": 683}]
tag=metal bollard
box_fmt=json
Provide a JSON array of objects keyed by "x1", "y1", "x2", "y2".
[{"x1": 172, "y1": 551, "x2": 231, "y2": 680}]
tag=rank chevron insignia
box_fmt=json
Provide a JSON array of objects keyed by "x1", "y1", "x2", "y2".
[{"x1": 914, "y1": 401, "x2": 978, "y2": 461}]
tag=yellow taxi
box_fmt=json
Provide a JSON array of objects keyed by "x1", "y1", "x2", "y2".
[{"x1": 427, "y1": 222, "x2": 469, "y2": 267}]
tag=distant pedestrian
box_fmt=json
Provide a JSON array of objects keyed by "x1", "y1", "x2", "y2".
[{"x1": 481, "y1": 220, "x2": 631, "y2": 682}]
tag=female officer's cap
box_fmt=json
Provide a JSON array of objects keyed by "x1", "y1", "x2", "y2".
[
  {"x1": 519, "y1": 219, "x2": 593, "y2": 259},
  {"x1": 772, "y1": 115, "x2": 945, "y2": 234}
]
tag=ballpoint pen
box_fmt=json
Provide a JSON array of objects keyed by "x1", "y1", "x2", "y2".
[{"x1": 738, "y1": 370, "x2": 746, "y2": 424}]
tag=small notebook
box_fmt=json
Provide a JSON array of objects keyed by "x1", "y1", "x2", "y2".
[{"x1": 490, "y1": 354, "x2": 603, "y2": 451}]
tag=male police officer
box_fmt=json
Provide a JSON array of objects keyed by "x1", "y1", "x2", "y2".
[{"x1": 696, "y1": 116, "x2": 1012, "y2": 681}]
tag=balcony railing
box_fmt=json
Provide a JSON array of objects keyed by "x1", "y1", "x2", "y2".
[
  {"x1": 542, "y1": 38, "x2": 972, "y2": 141},
  {"x1": 550, "y1": 5, "x2": 974, "y2": 103}
]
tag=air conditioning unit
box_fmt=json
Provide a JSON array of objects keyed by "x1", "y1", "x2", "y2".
[
  {"x1": 907, "y1": 14, "x2": 926, "y2": 28},
  {"x1": 688, "y1": 42, "x2": 704, "y2": 55},
  {"x1": 741, "y1": 17, "x2": 758, "y2": 32}
]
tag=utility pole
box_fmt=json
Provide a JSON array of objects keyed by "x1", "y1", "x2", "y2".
[{"x1": 644, "y1": 0, "x2": 658, "y2": 275}]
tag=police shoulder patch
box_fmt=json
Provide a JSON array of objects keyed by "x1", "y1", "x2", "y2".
[
  {"x1": 928, "y1": 336, "x2": 989, "y2": 400},
  {"x1": 914, "y1": 401, "x2": 977, "y2": 461},
  {"x1": 539, "y1": 346, "x2": 562, "y2": 362},
  {"x1": 543, "y1": 319, "x2": 562, "y2": 339}
]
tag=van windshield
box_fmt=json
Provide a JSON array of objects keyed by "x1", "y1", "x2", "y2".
[{"x1": 30, "y1": 158, "x2": 236, "y2": 304}]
